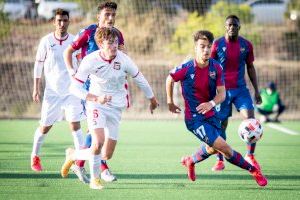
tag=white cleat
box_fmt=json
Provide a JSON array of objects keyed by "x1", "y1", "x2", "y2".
[
  {"x1": 70, "y1": 164, "x2": 90, "y2": 184},
  {"x1": 101, "y1": 169, "x2": 117, "y2": 182},
  {"x1": 89, "y1": 178, "x2": 104, "y2": 190}
]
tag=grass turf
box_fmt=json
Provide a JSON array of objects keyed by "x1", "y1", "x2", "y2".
[{"x1": 0, "y1": 119, "x2": 299, "y2": 200}]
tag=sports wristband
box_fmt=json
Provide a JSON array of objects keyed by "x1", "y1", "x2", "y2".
[
  {"x1": 67, "y1": 68, "x2": 76, "y2": 76},
  {"x1": 209, "y1": 100, "x2": 216, "y2": 107}
]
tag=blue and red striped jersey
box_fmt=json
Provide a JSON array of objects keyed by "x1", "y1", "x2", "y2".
[
  {"x1": 71, "y1": 24, "x2": 124, "y2": 59},
  {"x1": 211, "y1": 36, "x2": 254, "y2": 89},
  {"x1": 170, "y1": 58, "x2": 224, "y2": 121}
]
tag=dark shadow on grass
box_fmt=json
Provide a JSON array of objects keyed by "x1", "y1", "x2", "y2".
[{"x1": 1, "y1": 172, "x2": 300, "y2": 181}]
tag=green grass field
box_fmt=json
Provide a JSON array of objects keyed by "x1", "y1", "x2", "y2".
[{"x1": 0, "y1": 119, "x2": 299, "y2": 200}]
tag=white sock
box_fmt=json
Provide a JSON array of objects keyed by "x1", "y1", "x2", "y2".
[
  {"x1": 72, "y1": 129, "x2": 84, "y2": 150},
  {"x1": 31, "y1": 128, "x2": 46, "y2": 158},
  {"x1": 89, "y1": 154, "x2": 101, "y2": 180},
  {"x1": 73, "y1": 148, "x2": 91, "y2": 160}
]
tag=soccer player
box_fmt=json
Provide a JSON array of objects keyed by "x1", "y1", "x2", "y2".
[
  {"x1": 166, "y1": 30, "x2": 267, "y2": 187},
  {"x1": 210, "y1": 15, "x2": 262, "y2": 171},
  {"x1": 63, "y1": 1, "x2": 125, "y2": 182},
  {"x1": 61, "y1": 27, "x2": 159, "y2": 190},
  {"x1": 31, "y1": 9, "x2": 86, "y2": 180}
]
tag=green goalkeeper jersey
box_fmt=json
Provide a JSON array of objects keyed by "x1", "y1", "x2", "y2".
[{"x1": 258, "y1": 89, "x2": 279, "y2": 112}]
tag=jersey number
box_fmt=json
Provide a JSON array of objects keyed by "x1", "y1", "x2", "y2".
[{"x1": 193, "y1": 125, "x2": 207, "y2": 140}]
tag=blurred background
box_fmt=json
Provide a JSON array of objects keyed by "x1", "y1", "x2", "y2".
[{"x1": 0, "y1": 0, "x2": 299, "y2": 120}]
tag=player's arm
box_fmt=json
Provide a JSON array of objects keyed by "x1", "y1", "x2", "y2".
[
  {"x1": 196, "y1": 85, "x2": 226, "y2": 114},
  {"x1": 125, "y1": 56, "x2": 158, "y2": 113},
  {"x1": 69, "y1": 59, "x2": 111, "y2": 105},
  {"x1": 64, "y1": 45, "x2": 77, "y2": 76},
  {"x1": 166, "y1": 75, "x2": 181, "y2": 114},
  {"x1": 32, "y1": 38, "x2": 46, "y2": 103},
  {"x1": 247, "y1": 63, "x2": 262, "y2": 104},
  {"x1": 64, "y1": 31, "x2": 89, "y2": 76}
]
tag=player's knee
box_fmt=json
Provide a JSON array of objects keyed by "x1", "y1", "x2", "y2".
[
  {"x1": 102, "y1": 152, "x2": 113, "y2": 160},
  {"x1": 206, "y1": 146, "x2": 217, "y2": 154},
  {"x1": 40, "y1": 126, "x2": 51, "y2": 134}
]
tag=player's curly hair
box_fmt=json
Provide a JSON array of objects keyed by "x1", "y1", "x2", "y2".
[
  {"x1": 194, "y1": 30, "x2": 214, "y2": 44},
  {"x1": 98, "y1": 1, "x2": 118, "y2": 12},
  {"x1": 54, "y1": 8, "x2": 69, "y2": 18},
  {"x1": 95, "y1": 27, "x2": 118, "y2": 46}
]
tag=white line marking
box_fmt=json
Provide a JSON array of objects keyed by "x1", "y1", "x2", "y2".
[{"x1": 267, "y1": 123, "x2": 300, "y2": 135}]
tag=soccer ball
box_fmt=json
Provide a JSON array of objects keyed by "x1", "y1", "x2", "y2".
[{"x1": 238, "y1": 119, "x2": 263, "y2": 144}]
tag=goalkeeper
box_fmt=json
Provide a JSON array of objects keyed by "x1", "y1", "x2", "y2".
[{"x1": 257, "y1": 82, "x2": 285, "y2": 123}]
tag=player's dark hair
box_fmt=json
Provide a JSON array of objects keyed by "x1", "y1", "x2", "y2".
[
  {"x1": 194, "y1": 30, "x2": 214, "y2": 44},
  {"x1": 95, "y1": 27, "x2": 118, "y2": 45},
  {"x1": 55, "y1": 8, "x2": 69, "y2": 18},
  {"x1": 226, "y1": 15, "x2": 240, "y2": 23},
  {"x1": 98, "y1": 1, "x2": 118, "y2": 12}
]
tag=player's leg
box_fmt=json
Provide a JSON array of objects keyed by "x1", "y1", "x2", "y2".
[
  {"x1": 31, "y1": 125, "x2": 52, "y2": 171},
  {"x1": 100, "y1": 107, "x2": 121, "y2": 182},
  {"x1": 31, "y1": 96, "x2": 60, "y2": 171},
  {"x1": 64, "y1": 95, "x2": 90, "y2": 183},
  {"x1": 61, "y1": 128, "x2": 105, "y2": 190},
  {"x1": 212, "y1": 92, "x2": 232, "y2": 171},
  {"x1": 181, "y1": 120, "x2": 220, "y2": 181},
  {"x1": 274, "y1": 104, "x2": 285, "y2": 122},
  {"x1": 212, "y1": 136, "x2": 268, "y2": 187},
  {"x1": 234, "y1": 88, "x2": 261, "y2": 170}
]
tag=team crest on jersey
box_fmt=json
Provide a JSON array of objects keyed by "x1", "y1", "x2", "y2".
[
  {"x1": 222, "y1": 47, "x2": 226, "y2": 52},
  {"x1": 190, "y1": 74, "x2": 195, "y2": 79},
  {"x1": 113, "y1": 62, "x2": 121, "y2": 70},
  {"x1": 209, "y1": 71, "x2": 216, "y2": 79}
]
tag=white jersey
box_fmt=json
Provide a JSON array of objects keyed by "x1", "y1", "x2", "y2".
[
  {"x1": 74, "y1": 50, "x2": 149, "y2": 109},
  {"x1": 34, "y1": 33, "x2": 77, "y2": 96}
]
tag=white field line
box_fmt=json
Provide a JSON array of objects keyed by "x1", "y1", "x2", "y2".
[{"x1": 267, "y1": 123, "x2": 300, "y2": 135}]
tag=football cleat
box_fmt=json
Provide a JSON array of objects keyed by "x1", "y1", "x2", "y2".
[
  {"x1": 90, "y1": 178, "x2": 104, "y2": 190},
  {"x1": 250, "y1": 169, "x2": 268, "y2": 187},
  {"x1": 211, "y1": 160, "x2": 225, "y2": 171},
  {"x1": 70, "y1": 164, "x2": 90, "y2": 184},
  {"x1": 245, "y1": 154, "x2": 261, "y2": 171},
  {"x1": 181, "y1": 156, "x2": 196, "y2": 181},
  {"x1": 31, "y1": 156, "x2": 42, "y2": 172},
  {"x1": 101, "y1": 169, "x2": 117, "y2": 182},
  {"x1": 61, "y1": 148, "x2": 75, "y2": 178}
]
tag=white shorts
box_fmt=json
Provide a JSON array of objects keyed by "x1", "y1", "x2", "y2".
[
  {"x1": 40, "y1": 94, "x2": 85, "y2": 126},
  {"x1": 86, "y1": 102, "x2": 122, "y2": 140}
]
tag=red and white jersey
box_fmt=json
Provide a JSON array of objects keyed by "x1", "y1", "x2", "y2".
[
  {"x1": 35, "y1": 33, "x2": 77, "y2": 96},
  {"x1": 74, "y1": 50, "x2": 139, "y2": 109}
]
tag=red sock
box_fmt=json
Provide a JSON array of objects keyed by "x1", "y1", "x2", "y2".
[
  {"x1": 100, "y1": 161, "x2": 109, "y2": 171},
  {"x1": 75, "y1": 160, "x2": 85, "y2": 168}
]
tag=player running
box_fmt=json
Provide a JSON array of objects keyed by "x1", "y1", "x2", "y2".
[
  {"x1": 61, "y1": 27, "x2": 159, "y2": 190},
  {"x1": 63, "y1": 1, "x2": 125, "y2": 183},
  {"x1": 166, "y1": 30, "x2": 267, "y2": 187},
  {"x1": 210, "y1": 15, "x2": 262, "y2": 171},
  {"x1": 31, "y1": 9, "x2": 85, "y2": 174}
]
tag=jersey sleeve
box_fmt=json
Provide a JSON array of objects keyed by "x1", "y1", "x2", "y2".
[
  {"x1": 246, "y1": 41, "x2": 255, "y2": 65},
  {"x1": 169, "y1": 65, "x2": 188, "y2": 82},
  {"x1": 74, "y1": 56, "x2": 91, "y2": 83},
  {"x1": 123, "y1": 54, "x2": 139, "y2": 77},
  {"x1": 34, "y1": 37, "x2": 47, "y2": 78},
  {"x1": 216, "y1": 63, "x2": 225, "y2": 86},
  {"x1": 35, "y1": 37, "x2": 47, "y2": 62},
  {"x1": 211, "y1": 41, "x2": 218, "y2": 59},
  {"x1": 71, "y1": 29, "x2": 89, "y2": 50}
]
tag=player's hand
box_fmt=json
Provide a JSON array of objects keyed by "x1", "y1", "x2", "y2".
[
  {"x1": 168, "y1": 102, "x2": 181, "y2": 114},
  {"x1": 196, "y1": 102, "x2": 213, "y2": 114},
  {"x1": 255, "y1": 92, "x2": 262, "y2": 104},
  {"x1": 149, "y1": 97, "x2": 159, "y2": 114},
  {"x1": 32, "y1": 89, "x2": 40, "y2": 103},
  {"x1": 96, "y1": 95, "x2": 112, "y2": 104}
]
